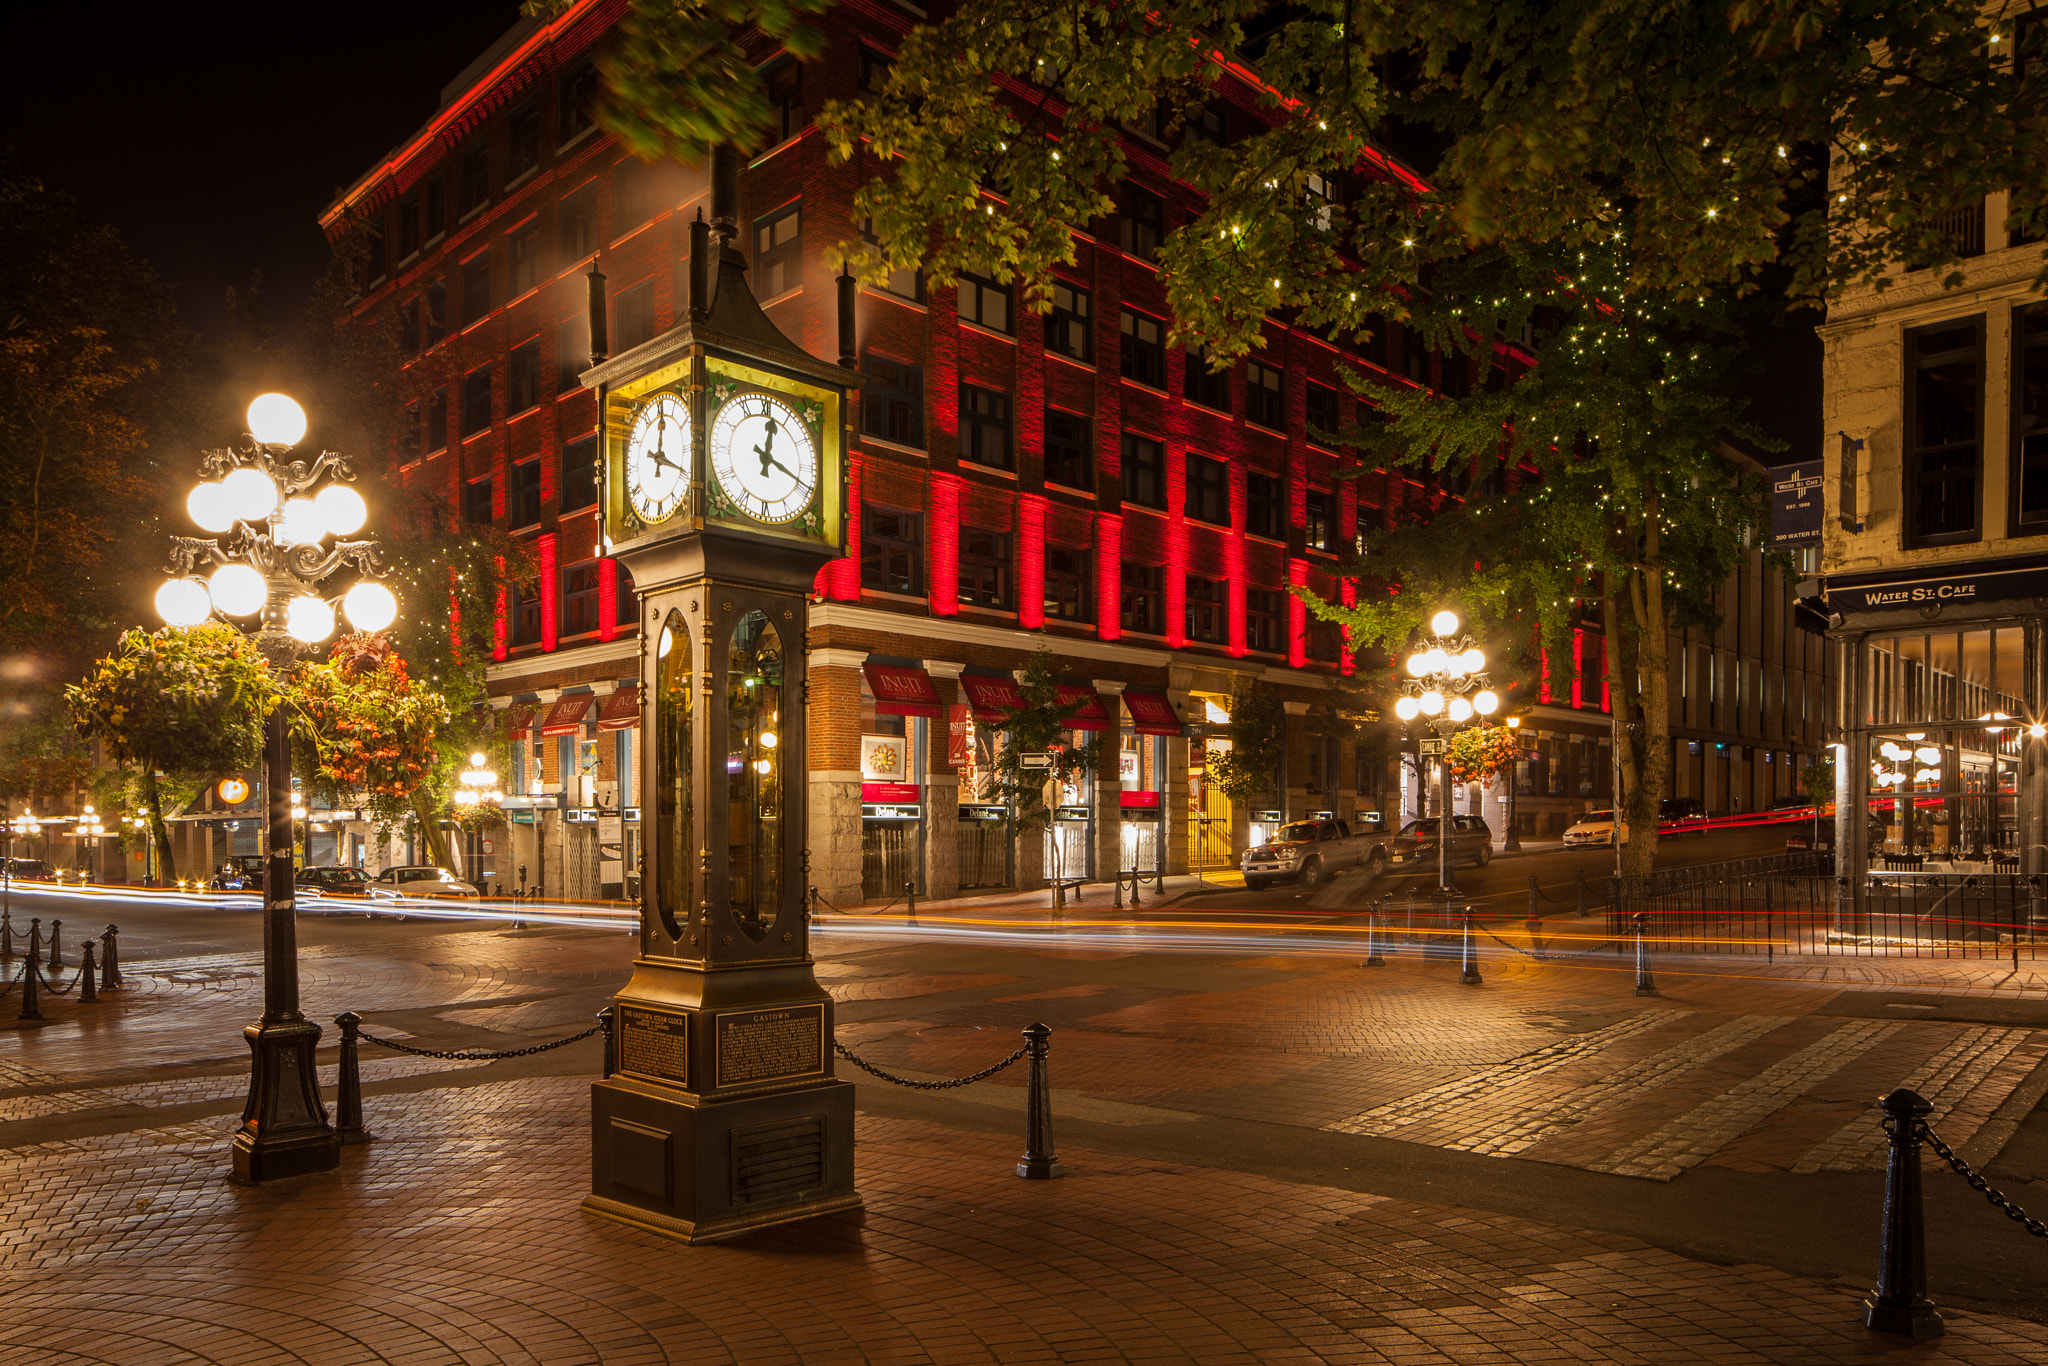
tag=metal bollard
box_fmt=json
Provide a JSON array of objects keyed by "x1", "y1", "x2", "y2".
[
  {"x1": 78, "y1": 941, "x2": 98, "y2": 1003},
  {"x1": 99, "y1": 925, "x2": 121, "y2": 990},
  {"x1": 1365, "y1": 898, "x2": 1385, "y2": 968},
  {"x1": 1459, "y1": 908, "x2": 1483, "y2": 985},
  {"x1": 599, "y1": 1005, "x2": 617, "y2": 1078},
  {"x1": 1864, "y1": 1088, "x2": 1943, "y2": 1338},
  {"x1": 0, "y1": 908, "x2": 11, "y2": 960},
  {"x1": 1765, "y1": 881, "x2": 1775, "y2": 965},
  {"x1": 1632, "y1": 911, "x2": 1659, "y2": 997},
  {"x1": 333, "y1": 1012, "x2": 374, "y2": 1145},
  {"x1": 1113, "y1": 868, "x2": 1124, "y2": 910},
  {"x1": 26, "y1": 918, "x2": 40, "y2": 970},
  {"x1": 906, "y1": 880, "x2": 918, "y2": 925},
  {"x1": 46, "y1": 920, "x2": 60, "y2": 972},
  {"x1": 16, "y1": 951, "x2": 41, "y2": 1021},
  {"x1": 1015, "y1": 1022, "x2": 1063, "y2": 1179}
]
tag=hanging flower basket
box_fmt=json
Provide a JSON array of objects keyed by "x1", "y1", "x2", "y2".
[
  {"x1": 288, "y1": 633, "x2": 450, "y2": 826},
  {"x1": 1444, "y1": 724, "x2": 1522, "y2": 787},
  {"x1": 66, "y1": 624, "x2": 278, "y2": 773}
]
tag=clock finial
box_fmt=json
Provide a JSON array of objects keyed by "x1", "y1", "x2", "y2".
[
  {"x1": 586, "y1": 263, "x2": 609, "y2": 368},
  {"x1": 711, "y1": 143, "x2": 740, "y2": 245}
]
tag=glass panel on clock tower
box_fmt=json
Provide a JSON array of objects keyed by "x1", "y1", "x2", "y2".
[
  {"x1": 656, "y1": 609, "x2": 691, "y2": 941},
  {"x1": 728, "y1": 610, "x2": 783, "y2": 937}
]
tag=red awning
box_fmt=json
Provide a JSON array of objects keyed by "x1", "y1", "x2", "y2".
[
  {"x1": 504, "y1": 705, "x2": 537, "y2": 738},
  {"x1": 959, "y1": 673, "x2": 1026, "y2": 721},
  {"x1": 1122, "y1": 689, "x2": 1183, "y2": 736},
  {"x1": 539, "y1": 693, "x2": 596, "y2": 736},
  {"x1": 1055, "y1": 684, "x2": 1111, "y2": 731},
  {"x1": 864, "y1": 662, "x2": 942, "y2": 718},
  {"x1": 596, "y1": 686, "x2": 640, "y2": 731}
]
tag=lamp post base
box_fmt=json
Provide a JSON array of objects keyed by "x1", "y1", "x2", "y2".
[{"x1": 231, "y1": 1017, "x2": 339, "y2": 1184}]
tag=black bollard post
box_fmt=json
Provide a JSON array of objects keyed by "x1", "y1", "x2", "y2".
[
  {"x1": 906, "y1": 880, "x2": 918, "y2": 925},
  {"x1": 1365, "y1": 898, "x2": 1385, "y2": 967},
  {"x1": 1113, "y1": 867, "x2": 1125, "y2": 910},
  {"x1": 78, "y1": 941, "x2": 98, "y2": 1003},
  {"x1": 46, "y1": 919, "x2": 60, "y2": 972},
  {"x1": 1459, "y1": 907, "x2": 1483, "y2": 985},
  {"x1": 99, "y1": 925, "x2": 120, "y2": 991},
  {"x1": 1, "y1": 908, "x2": 12, "y2": 960},
  {"x1": 1633, "y1": 911, "x2": 1659, "y2": 997},
  {"x1": 1015, "y1": 1022, "x2": 1064, "y2": 1179},
  {"x1": 599, "y1": 1005, "x2": 617, "y2": 1078},
  {"x1": 1864, "y1": 1088, "x2": 1943, "y2": 1338},
  {"x1": 26, "y1": 918, "x2": 41, "y2": 970},
  {"x1": 16, "y1": 951, "x2": 41, "y2": 1021},
  {"x1": 333, "y1": 1012, "x2": 373, "y2": 1145},
  {"x1": 1765, "y1": 880, "x2": 1775, "y2": 965}
]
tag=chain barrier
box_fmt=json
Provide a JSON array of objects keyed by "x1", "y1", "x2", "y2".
[
  {"x1": 809, "y1": 886, "x2": 909, "y2": 917},
  {"x1": 1480, "y1": 924, "x2": 1620, "y2": 962},
  {"x1": 832, "y1": 1039, "x2": 1029, "y2": 1090},
  {"x1": 38, "y1": 958, "x2": 90, "y2": 997},
  {"x1": 1922, "y1": 1120, "x2": 2048, "y2": 1239},
  {"x1": 356, "y1": 1023, "x2": 603, "y2": 1061}
]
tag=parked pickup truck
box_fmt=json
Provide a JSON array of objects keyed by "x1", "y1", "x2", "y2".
[{"x1": 1242, "y1": 819, "x2": 1389, "y2": 890}]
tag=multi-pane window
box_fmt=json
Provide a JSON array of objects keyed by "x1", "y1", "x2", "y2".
[
  {"x1": 1185, "y1": 345, "x2": 1230, "y2": 411},
  {"x1": 1190, "y1": 100, "x2": 1230, "y2": 145},
  {"x1": 398, "y1": 195, "x2": 421, "y2": 259},
  {"x1": 1187, "y1": 454, "x2": 1229, "y2": 525},
  {"x1": 1905, "y1": 317, "x2": 1982, "y2": 545},
  {"x1": 754, "y1": 202, "x2": 801, "y2": 298},
  {"x1": 765, "y1": 57, "x2": 804, "y2": 142},
  {"x1": 1305, "y1": 172, "x2": 1336, "y2": 232},
  {"x1": 1121, "y1": 434, "x2": 1166, "y2": 509},
  {"x1": 1119, "y1": 182, "x2": 1165, "y2": 261},
  {"x1": 1045, "y1": 547, "x2": 1091, "y2": 622},
  {"x1": 427, "y1": 388, "x2": 448, "y2": 452},
  {"x1": 1247, "y1": 473, "x2": 1284, "y2": 540},
  {"x1": 1044, "y1": 408, "x2": 1092, "y2": 491},
  {"x1": 1185, "y1": 576, "x2": 1226, "y2": 643},
  {"x1": 861, "y1": 504, "x2": 923, "y2": 594},
  {"x1": 509, "y1": 221, "x2": 540, "y2": 296},
  {"x1": 861, "y1": 218, "x2": 923, "y2": 300},
  {"x1": 1245, "y1": 360, "x2": 1284, "y2": 429},
  {"x1": 461, "y1": 252, "x2": 491, "y2": 326},
  {"x1": 959, "y1": 527, "x2": 1011, "y2": 609},
  {"x1": 508, "y1": 340, "x2": 541, "y2": 415},
  {"x1": 400, "y1": 403, "x2": 421, "y2": 463},
  {"x1": 957, "y1": 270, "x2": 1012, "y2": 333},
  {"x1": 615, "y1": 158, "x2": 655, "y2": 233},
  {"x1": 2015, "y1": 305, "x2": 2048, "y2": 532},
  {"x1": 614, "y1": 280, "x2": 656, "y2": 351},
  {"x1": 399, "y1": 298, "x2": 420, "y2": 353},
  {"x1": 426, "y1": 278, "x2": 447, "y2": 345},
  {"x1": 1305, "y1": 381, "x2": 1341, "y2": 445},
  {"x1": 1120, "y1": 563, "x2": 1164, "y2": 634},
  {"x1": 462, "y1": 366, "x2": 493, "y2": 436},
  {"x1": 459, "y1": 142, "x2": 490, "y2": 217},
  {"x1": 1119, "y1": 308, "x2": 1165, "y2": 387},
  {"x1": 1305, "y1": 488, "x2": 1336, "y2": 552},
  {"x1": 562, "y1": 435, "x2": 598, "y2": 510},
  {"x1": 358, "y1": 223, "x2": 385, "y2": 292},
  {"x1": 861, "y1": 353, "x2": 924, "y2": 447},
  {"x1": 558, "y1": 315, "x2": 589, "y2": 389},
  {"x1": 1247, "y1": 588, "x2": 1284, "y2": 652},
  {"x1": 560, "y1": 63, "x2": 600, "y2": 144},
  {"x1": 561, "y1": 561, "x2": 601, "y2": 637},
  {"x1": 424, "y1": 172, "x2": 446, "y2": 242},
  {"x1": 462, "y1": 475, "x2": 493, "y2": 524},
  {"x1": 860, "y1": 47, "x2": 894, "y2": 95},
  {"x1": 960, "y1": 384, "x2": 1011, "y2": 469},
  {"x1": 511, "y1": 581, "x2": 542, "y2": 646},
  {"x1": 508, "y1": 101, "x2": 540, "y2": 181},
  {"x1": 561, "y1": 185, "x2": 597, "y2": 265},
  {"x1": 511, "y1": 458, "x2": 543, "y2": 527},
  {"x1": 1046, "y1": 281, "x2": 1091, "y2": 361}
]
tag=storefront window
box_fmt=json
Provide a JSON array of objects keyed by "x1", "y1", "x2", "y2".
[
  {"x1": 1862, "y1": 627, "x2": 2025, "y2": 727},
  {"x1": 727, "y1": 610, "x2": 783, "y2": 937}
]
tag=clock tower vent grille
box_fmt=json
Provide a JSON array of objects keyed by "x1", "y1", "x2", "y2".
[{"x1": 732, "y1": 1116, "x2": 825, "y2": 1205}]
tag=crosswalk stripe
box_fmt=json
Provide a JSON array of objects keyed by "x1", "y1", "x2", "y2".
[{"x1": 1791, "y1": 1024, "x2": 2031, "y2": 1172}]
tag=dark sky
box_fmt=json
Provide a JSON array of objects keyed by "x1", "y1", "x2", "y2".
[{"x1": 3, "y1": 1, "x2": 523, "y2": 346}]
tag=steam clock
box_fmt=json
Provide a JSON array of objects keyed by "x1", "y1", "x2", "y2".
[{"x1": 581, "y1": 156, "x2": 859, "y2": 1242}]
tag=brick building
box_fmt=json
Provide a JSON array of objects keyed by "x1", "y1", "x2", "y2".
[{"x1": 321, "y1": 0, "x2": 1822, "y2": 902}]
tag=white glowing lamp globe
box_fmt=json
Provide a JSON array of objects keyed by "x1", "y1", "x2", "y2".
[
  {"x1": 342, "y1": 580, "x2": 398, "y2": 633},
  {"x1": 208, "y1": 563, "x2": 267, "y2": 617},
  {"x1": 1430, "y1": 610, "x2": 1459, "y2": 637},
  {"x1": 1419, "y1": 689, "x2": 1444, "y2": 716},
  {"x1": 275, "y1": 497, "x2": 326, "y2": 546},
  {"x1": 1474, "y1": 690, "x2": 1499, "y2": 715},
  {"x1": 314, "y1": 483, "x2": 368, "y2": 536},
  {"x1": 286, "y1": 595, "x2": 336, "y2": 643},
  {"x1": 221, "y1": 467, "x2": 280, "y2": 522},
  {"x1": 187, "y1": 482, "x2": 236, "y2": 533},
  {"x1": 248, "y1": 393, "x2": 308, "y2": 447},
  {"x1": 1448, "y1": 696, "x2": 1474, "y2": 722},
  {"x1": 1394, "y1": 695, "x2": 1420, "y2": 721},
  {"x1": 1405, "y1": 652, "x2": 1429, "y2": 678},
  {"x1": 1418, "y1": 648, "x2": 1445, "y2": 675},
  {"x1": 1461, "y1": 648, "x2": 1486, "y2": 674},
  {"x1": 155, "y1": 578, "x2": 211, "y2": 626}
]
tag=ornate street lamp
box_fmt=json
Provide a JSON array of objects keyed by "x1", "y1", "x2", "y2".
[
  {"x1": 1393, "y1": 610, "x2": 1499, "y2": 896},
  {"x1": 453, "y1": 752, "x2": 504, "y2": 810},
  {"x1": 156, "y1": 392, "x2": 398, "y2": 1184}
]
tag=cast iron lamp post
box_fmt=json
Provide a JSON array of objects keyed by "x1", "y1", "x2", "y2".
[
  {"x1": 1393, "y1": 610, "x2": 1499, "y2": 897},
  {"x1": 1502, "y1": 715, "x2": 1523, "y2": 852},
  {"x1": 156, "y1": 392, "x2": 398, "y2": 1183}
]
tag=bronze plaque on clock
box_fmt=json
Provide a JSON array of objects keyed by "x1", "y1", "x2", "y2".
[
  {"x1": 618, "y1": 1006, "x2": 690, "y2": 1085},
  {"x1": 715, "y1": 1005, "x2": 825, "y2": 1087}
]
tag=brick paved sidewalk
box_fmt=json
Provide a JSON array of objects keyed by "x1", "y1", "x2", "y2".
[{"x1": 3, "y1": 1075, "x2": 2042, "y2": 1366}]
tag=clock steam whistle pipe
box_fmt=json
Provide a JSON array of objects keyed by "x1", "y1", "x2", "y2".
[
  {"x1": 838, "y1": 267, "x2": 858, "y2": 370},
  {"x1": 585, "y1": 264, "x2": 608, "y2": 369},
  {"x1": 711, "y1": 143, "x2": 740, "y2": 243}
]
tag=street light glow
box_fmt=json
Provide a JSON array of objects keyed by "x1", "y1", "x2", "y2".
[
  {"x1": 275, "y1": 497, "x2": 326, "y2": 546},
  {"x1": 1475, "y1": 690, "x2": 1499, "y2": 714},
  {"x1": 343, "y1": 581, "x2": 398, "y2": 633},
  {"x1": 314, "y1": 483, "x2": 368, "y2": 536},
  {"x1": 1394, "y1": 695, "x2": 1420, "y2": 721},
  {"x1": 247, "y1": 393, "x2": 308, "y2": 448},
  {"x1": 187, "y1": 482, "x2": 237, "y2": 533},
  {"x1": 155, "y1": 577, "x2": 212, "y2": 627},
  {"x1": 1447, "y1": 696, "x2": 1473, "y2": 722},
  {"x1": 222, "y1": 467, "x2": 280, "y2": 522},
  {"x1": 1419, "y1": 689, "x2": 1444, "y2": 715},
  {"x1": 285, "y1": 595, "x2": 336, "y2": 643},
  {"x1": 208, "y1": 563, "x2": 267, "y2": 617},
  {"x1": 1430, "y1": 610, "x2": 1459, "y2": 636}
]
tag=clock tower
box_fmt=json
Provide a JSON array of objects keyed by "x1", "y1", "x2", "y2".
[{"x1": 579, "y1": 148, "x2": 860, "y2": 1243}]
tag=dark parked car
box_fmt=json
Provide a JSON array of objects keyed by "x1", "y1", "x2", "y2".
[
  {"x1": 209, "y1": 855, "x2": 265, "y2": 891},
  {"x1": 1386, "y1": 815, "x2": 1494, "y2": 869},
  {"x1": 296, "y1": 865, "x2": 372, "y2": 897},
  {"x1": 1, "y1": 858, "x2": 54, "y2": 882}
]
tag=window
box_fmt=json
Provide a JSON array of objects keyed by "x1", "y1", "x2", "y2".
[
  {"x1": 1046, "y1": 281, "x2": 1091, "y2": 361},
  {"x1": 1246, "y1": 359, "x2": 1284, "y2": 429},
  {"x1": 511, "y1": 581, "x2": 542, "y2": 646},
  {"x1": 1905, "y1": 317, "x2": 1982, "y2": 545},
  {"x1": 960, "y1": 384, "x2": 1011, "y2": 469},
  {"x1": 426, "y1": 277, "x2": 447, "y2": 345},
  {"x1": 462, "y1": 366, "x2": 493, "y2": 436},
  {"x1": 1247, "y1": 588, "x2": 1284, "y2": 652},
  {"x1": 1045, "y1": 547, "x2": 1091, "y2": 622},
  {"x1": 358, "y1": 222, "x2": 385, "y2": 292},
  {"x1": 959, "y1": 527, "x2": 1011, "y2": 608},
  {"x1": 1304, "y1": 172, "x2": 1336, "y2": 232},
  {"x1": 398, "y1": 195, "x2": 420, "y2": 259},
  {"x1": 2017, "y1": 305, "x2": 2048, "y2": 532},
  {"x1": 1185, "y1": 345, "x2": 1230, "y2": 411},
  {"x1": 754, "y1": 202, "x2": 801, "y2": 298},
  {"x1": 561, "y1": 185, "x2": 597, "y2": 265},
  {"x1": 398, "y1": 298, "x2": 420, "y2": 353},
  {"x1": 461, "y1": 252, "x2": 491, "y2": 326},
  {"x1": 1306, "y1": 381, "x2": 1341, "y2": 445},
  {"x1": 508, "y1": 101, "x2": 540, "y2": 182},
  {"x1": 861, "y1": 504, "x2": 923, "y2": 593},
  {"x1": 1045, "y1": 408, "x2": 1092, "y2": 491},
  {"x1": 427, "y1": 388, "x2": 448, "y2": 452},
  {"x1": 462, "y1": 475, "x2": 493, "y2": 524},
  {"x1": 764, "y1": 57, "x2": 804, "y2": 142},
  {"x1": 425, "y1": 172, "x2": 446, "y2": 242},
  {"x1": 957, "y1": 270, "x2": 1011, "y2": 333},
  {"x1": 614, "y1": 279, "x2": 656, "y2": 351},
  {"x1": 1187, "y1": 453, "x2": 1229, "y2": 525},
  {"x1": 508, "y1": 340, "x2": 541, "y2": 414},
  {"x1": 400, "y1": 403, "x2": 421, "y2": 463},
  {"x1": 617, "y1": 159, "x2": 660, "y2": 234},
  {"x1": 561, "y1": 561, "x2": 601, "y2": 637},
  {"x1": 1305, "y1": 488, "x2": 1335, "y2": 552},
  {"x1": 509, "y1": 221, "x2": 540, "y2": 296},
  {"x1": 560, "y1": 63, "x2": 600, "y2": 144},
  {"x1": 1121, "y1": 434, "x2": 1165, "y2": 508},
  {"x1": 1118, "y1": 182, "x2": 1165, "y2": 261},
  {"x1": 511, "y1": 458, "x2": 543, "y2": 527},
  {"x1": 859, "y1": 47, "x2": 894, "y2": 95},
  {"x1": 861, "y1": 353, "x2": 924, "y2": 447},
  {"x1": 1120, "y1": 563, "x2": 1163, "y2": 634},
  {"x1": 1247, "y1": 472, "x2": 1283, "y2": 540},
  {"x1": 459, "y1": 141, "x2": 490, "y2": 217},
  {"x1": 1403, "y1": 324, "x2": 1431, "y2": 385},
  {"x1": 1185, "y1": 576, "x2": 1226, "y2": 643},
  {"x1": 1190, "y1": 99, "x2": 1230, "y2": 145},
  {"x1": 558, "y1": 315, "x2": 589, "y2": 389},
  {"x1": 562, "y1": 434, "x2": 598, "y2": 510},
  {"x1": 861, "y1": 218, "x2": 923, "y2": 300},
  {"x1": 1119, "y1": 308, "x2": 1165, "y2": 387}
]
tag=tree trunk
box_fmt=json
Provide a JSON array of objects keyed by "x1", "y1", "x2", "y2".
[
  {"x1": 1628, "y1": 490, "x2": 1674, "y2": 885},
  {"x1": 1601, "y1": 581, "x2": 1654, "y2": 880},
  {"x1": 410, "y1": 790, "x2": 451, "y2": 870},
  {"x1": 141, "y1": 766, "x2": 176, "y2": 884}
]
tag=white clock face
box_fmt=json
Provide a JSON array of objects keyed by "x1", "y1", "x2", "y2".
[
  {"x1": 626, "y1": 393, "x2": 691, "y2": 523},
  {"x1": 709, "y1": 392, "x2": 818, "y2": 525}
]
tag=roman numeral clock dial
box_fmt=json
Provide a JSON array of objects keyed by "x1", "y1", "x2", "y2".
[
  {"x1": 709, "y1": 392, "x2": 818, "y2": 526},
  {"x1": 625, "y1": 392, "x2": 690, "y2": 524}
]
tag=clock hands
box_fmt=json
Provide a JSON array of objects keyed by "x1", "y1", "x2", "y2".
[{"x1": 754, "y1": 418, "x2": 799, "y2": 483}]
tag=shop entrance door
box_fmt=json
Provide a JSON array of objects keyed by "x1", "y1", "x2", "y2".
[{"x1": 861, "y1": 820, "x2": 916, "y2": 900}]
